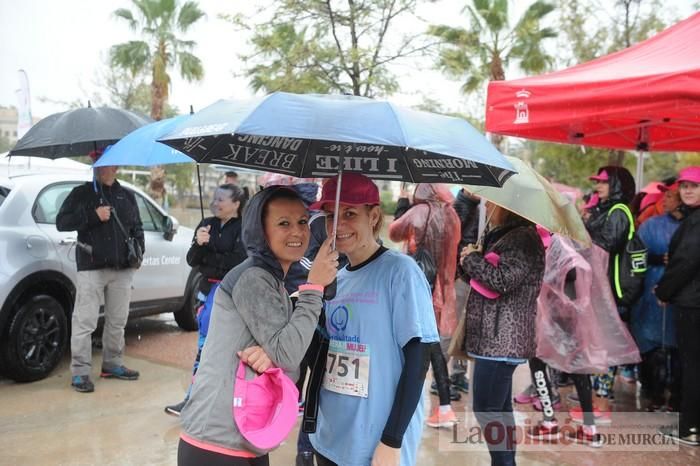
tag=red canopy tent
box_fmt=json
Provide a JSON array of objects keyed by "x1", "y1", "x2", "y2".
[{"x1": 485, "y1": 12, "x2": 700, "y2": 158}]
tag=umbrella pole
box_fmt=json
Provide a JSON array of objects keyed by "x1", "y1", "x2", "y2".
[
  {"x1": 331, "y1": 156, "x2": 345, "y2": 251},
  {"x1": 196, "y1": 164, "x2": 205, "y2": 220}
]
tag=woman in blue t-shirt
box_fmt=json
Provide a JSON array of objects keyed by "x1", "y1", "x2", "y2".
[{"x1": 306, "y1": 173, "x2": 439, "y2": 466}]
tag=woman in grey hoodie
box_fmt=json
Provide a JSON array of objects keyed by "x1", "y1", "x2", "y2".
[{"x1": 177, "y1": 186, "x2": 338, "y2": 466}]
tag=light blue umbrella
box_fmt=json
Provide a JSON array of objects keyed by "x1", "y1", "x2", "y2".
[
  {"x1": 94, "y1": 114, "x2": 204, "y2": 217},
  {"x1": 94, "y1": 115, "x2": 194, "y2": 167},
  {"x1": 159, "y1": 92, "x2": 515, "y2": 186}
]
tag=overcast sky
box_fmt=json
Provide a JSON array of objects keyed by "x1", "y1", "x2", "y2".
[{"x1": 0, "y1": 0, "x2": 694, "y2": 121}]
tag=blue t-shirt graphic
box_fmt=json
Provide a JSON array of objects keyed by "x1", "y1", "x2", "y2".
[{"x1": 310, "y1": 249, "x2": 439, "y2": 466}]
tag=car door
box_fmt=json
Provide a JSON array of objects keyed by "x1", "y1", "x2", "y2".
[
  {"x1": 32, "y1": 181, "x2": 83, "y2": 278},
  {"x1": 129, "y1": 191, "x2": 189, "y2": 302}
]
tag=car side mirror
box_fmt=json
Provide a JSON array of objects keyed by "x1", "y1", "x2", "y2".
[{"x1": 163, "y1": 216, "x2": 178, "y2": 241}]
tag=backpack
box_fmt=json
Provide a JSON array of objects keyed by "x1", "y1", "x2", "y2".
[
  {"x1": 608, "y1": 203, "x2": 648, "y2": 307},
  {"x1": 411, "y1": 206, "x2": 437, "y2": 291}
]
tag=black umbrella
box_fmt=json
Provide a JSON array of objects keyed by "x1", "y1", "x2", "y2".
[{"x1": 9, "y1": 102, "x2": 152, "y2": 159}]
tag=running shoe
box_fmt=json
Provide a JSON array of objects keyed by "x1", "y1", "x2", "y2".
[
  {"x1": 100, "y1": 365, "x2": 140, "y2": 380},
  {"x1": 569, "y1": 406, "x2": 611, "y2": 425},
  {"x1": 514, "y1": 384, "x2": 537, "y2": 404},
  {"x1": 426, "y1": 407, "x2": 459, "y2": 428},
  {"x1": 165, "y1": 400, "x2": 186, "y2": 417},
  {"x1": 658, "y1": 426, "x2": 700, "y2": 447},
  {"x1": 71, "y1": 375, "x2": 94, "y2": 393},
  {"x1": 564, "y1": 425, "x2": 603, "y2": 448},
  {"x1": 526, "y1": 420, "x2": 560, "y2": 441}
]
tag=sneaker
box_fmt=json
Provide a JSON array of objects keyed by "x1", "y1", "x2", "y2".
[
  {"x1": 514, "y1": 384, "x2": 537, "y2": 404},
  {"x1": 564, "y1": 425, "x2": 602, "y2": 448},
  {"x1": 533, "y1": 396, "x2": 562, "y2": 412},
  {"x1": 569, "y1": 406, "x2": 612, "y2": 425},
  {"x1": 450, "y1": 373, "x2": 470, "y2": 393},
  {"x1": 71, "y1": 375, "x2": 94, "y2": 393},
  {"x1": 165, "y1": 400, "x2": 186, "y2": 417},
  {"x1": 658, "y1": 426, "x2": 700, "y2": 447},
  {"x1": 526, "y1": 420, "x2": 560, "y2": 441},
  {"x1": 100, "y1": 365, "x2": 140, "y2": 380},
  {"x1": 296, "y1": 451, "x2": 315, "y2": 466},
  {"x1": 426, "y1": 407, "x2": 459, "y2": 428}
]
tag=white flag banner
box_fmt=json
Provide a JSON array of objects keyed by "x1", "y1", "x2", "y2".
[{"x1": 15, "y1": 69, "x2": 33, "y2": 139}]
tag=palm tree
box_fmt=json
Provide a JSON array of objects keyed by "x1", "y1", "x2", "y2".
[
  {"x1": 429, "y1": 0, "x2": 556, "y2": 92},
  {"x1": 110, "y1": 0, "x2": 205, "y2": 121}
]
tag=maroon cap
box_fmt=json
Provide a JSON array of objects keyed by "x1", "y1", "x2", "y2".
[
  {"x1": 658, "y1": 182, "x2": 678, "y2": 193},
  {"x1": 589, "y1": 170, "x2": 609, "y2": 182},
  {"x1": 310, "y1": 173, "x2": 380, "y2": 210}
]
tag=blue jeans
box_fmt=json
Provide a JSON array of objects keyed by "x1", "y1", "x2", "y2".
[{"x1": 472, "y1": 358, "x2": 518, "y2": 466}]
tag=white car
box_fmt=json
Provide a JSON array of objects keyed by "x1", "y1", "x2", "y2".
[{"x1": 0, "y1": 173, "x2": 202, "y2": 382}]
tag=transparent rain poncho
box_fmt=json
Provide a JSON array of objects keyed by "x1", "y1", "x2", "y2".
[
  {"x1": 536, "y1": 235, "x2": 640, "y2": 373},
  {"x1": 388, "y1": 184, "x2": 461, "y2": 335}
]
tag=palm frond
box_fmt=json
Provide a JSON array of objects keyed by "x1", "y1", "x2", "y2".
[
  {"x1": 177, "y1": 51, "x2": 204, "y2": 81},
  {"x1": 178, "y1": 1, "x2": 206, "y2": 32}
]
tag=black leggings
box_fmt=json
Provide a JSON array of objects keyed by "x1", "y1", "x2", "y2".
[
  {"x1": 177, "y1": 439, "x2": 269, "y2": 466},
  {"x1": 429, "y1": 342, "x2": 451, "y2": 406},
  {"x1": 528, "y1": 358, "x2": 556, "y2": 421},
  {"x1": 571, "y1": 374, "x2": 595, "y2": 426}
]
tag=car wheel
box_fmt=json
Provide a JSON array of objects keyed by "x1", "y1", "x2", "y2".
[
  {"x1": 173, "y1": 271, "x2": 202, "y2": 331},
  {"x1": 0, "y1": 295, "x2": 68, "y2": 382}
]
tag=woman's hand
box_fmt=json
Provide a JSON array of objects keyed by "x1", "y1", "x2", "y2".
[
  {"x1": 238, "y1": 346, "x2": 273, "y2": 373},
  {"x1": 460, "y1": 243, "x2": 482, "y2": 262},
  {"x1": 307, "y1": 237, "x2": 339, "y2": 287},
  {"x1": 196, "y1": 225, "x2": 211, "y2": 246},
  {"x1": 371, "y1": 442, "x2": 400, "y2": 466}
]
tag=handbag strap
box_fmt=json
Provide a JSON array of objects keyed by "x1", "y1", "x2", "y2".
[{"x1": 110, "y1": 207, "x2": 131, "y2": 242}]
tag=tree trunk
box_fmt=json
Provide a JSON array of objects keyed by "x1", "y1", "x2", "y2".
[
  {"x1": 607, "y1": 149, "x2": 626, "y2": 166},
  {"x1": 488, "y1": 54, "x2": 506, "y2": 150},
  {"x1": 149, "y1": 80, "x2": 167, "y2": 207}
]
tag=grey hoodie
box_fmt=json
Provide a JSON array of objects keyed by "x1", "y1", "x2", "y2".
[{"x1": 180, "y1": 187, "x2": 323, "y2": 456}]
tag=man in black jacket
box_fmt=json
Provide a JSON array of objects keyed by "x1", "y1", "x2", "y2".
[
  {"x1": 656, "y1": 166, "x2": 700, "y2": 446},
  {"x1": 57, "y1": 154, "x2": 144, "y2": 393}
]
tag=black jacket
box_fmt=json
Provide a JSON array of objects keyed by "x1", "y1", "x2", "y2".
[
  {"x1": 453, "y1": 189, "x2": 480, "y2": 277},
  {"x1": 584, "y1": 166, "x2": 635, "y2": 288},
  {"x1": 187, "y1": 216, "x2": 246, "y2": 294},
  {"x1": 56, "y1": 180, "x2": 144, "y2": 271},
  {"x1": 656, "y1": 206, "x2": 700, "y2": 308}
]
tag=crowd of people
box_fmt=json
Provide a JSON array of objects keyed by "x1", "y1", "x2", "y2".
[{"x1": 57, "y1": 156, "x2": 700, "y2": 465}]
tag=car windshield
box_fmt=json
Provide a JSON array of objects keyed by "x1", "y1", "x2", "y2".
[{"x1": 0, "y1": 185, "x2": 10, "y2": 208}]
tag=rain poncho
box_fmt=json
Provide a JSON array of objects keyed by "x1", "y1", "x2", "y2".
[
  {"x1": 536, "y1": 235, "x2": 640, "y2": 373},
  {"x1": 388, "y1": 184, "x2": 461, "y2": 335},
  {"x1": 630, "y1": 213, "x2": 680, "y2": 352}
]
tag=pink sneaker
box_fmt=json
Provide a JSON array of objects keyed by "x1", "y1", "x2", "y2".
[
  {"x1": 514, "y1": 385, "x2": 537, "y2": 404},
  {"x1": 569, "y1": 406, "x2": 612, "y2": 425},
  {"x1": 526, "y1": 420, "x2": 560, "y2": 441},
  {"x1": 426, "y1": 407, "x2": 459, "y2": 429}
]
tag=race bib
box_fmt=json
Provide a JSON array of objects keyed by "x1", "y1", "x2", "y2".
[{"x1": 323, "y1": 339, "x2": 370, "y2": 398}]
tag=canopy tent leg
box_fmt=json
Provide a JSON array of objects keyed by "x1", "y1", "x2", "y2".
[{"x1": 636, "y1": 151, "x2": 645, "y2": 193}]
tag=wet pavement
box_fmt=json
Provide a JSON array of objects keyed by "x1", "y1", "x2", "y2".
[{"x1": 1, "y1": 315, "x2": 698, "y2": 465}]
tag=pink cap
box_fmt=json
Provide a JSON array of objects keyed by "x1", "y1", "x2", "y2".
[
  {"x1": 677, "y1": 166, "x2": 700, "y2": 184},
  {"x1": 469, "y1": 252, "x2": 501, "y2": 299},
  {"x1": 311, "y1": 173, "x2": 379, "y2": 210},
  {"x1": 233, "y1": 361, "x2": 299, "y2": 450},
  {"x1": 589, "y1": 170, "x2": 609, "y2": 182}
]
